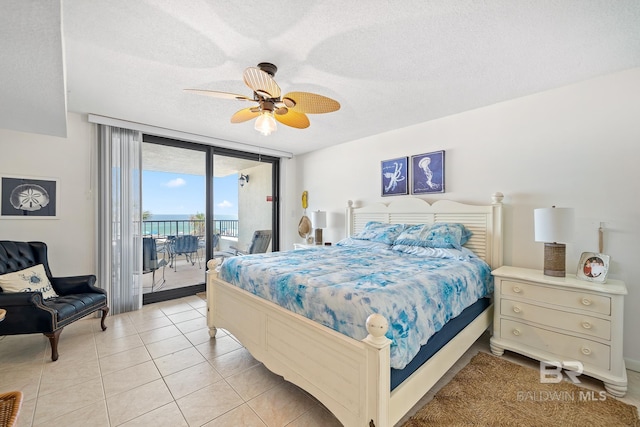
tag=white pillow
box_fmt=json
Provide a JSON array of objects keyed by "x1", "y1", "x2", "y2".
[{"x1": 0, "y1": 264, "x2": 58, "y2": 300}]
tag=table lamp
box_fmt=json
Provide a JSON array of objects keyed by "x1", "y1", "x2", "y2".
[
  {"x1": 534, "y1": 206, "x2": 574, "y2": 277},
  {"x1": 311, "y1": 210, "x2": 327, "y2": 245}
]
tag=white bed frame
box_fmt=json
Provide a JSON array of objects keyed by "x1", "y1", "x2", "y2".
[{"x1": 206, "y1": 193, "x2": 504, "y2": 426}]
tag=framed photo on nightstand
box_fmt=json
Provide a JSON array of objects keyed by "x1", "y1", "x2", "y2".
[{"x1": 576, "y1": 252, "x2": 610, "y2": 283}]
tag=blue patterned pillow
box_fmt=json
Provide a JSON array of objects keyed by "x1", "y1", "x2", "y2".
[
  {"x1": 352, "y1": 221, "x2": 405, "y2": 245},
  {"x1": 393, "y1": 223, "x2": 472, "y2": 249},
  {"x1": 393, "y1": 224, "x2": 430, "y2": 246},
  {"x1": 424, "y1": 223, "x2": 470, "y2": 249}
]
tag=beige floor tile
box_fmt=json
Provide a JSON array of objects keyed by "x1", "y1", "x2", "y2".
[
  {"x1": 0, "y1": 334, "x2": 47, "y2": 365},
  {"x1": 131, "y1": 315, "x2": 173, "y2": 333},
  {"x1": 167, "y1": 308, "x2": 204, "y2": 324},
  {"x1": 94, "y1": 321, "x2": 139, "y2": 342},
  {"x1": 185, "y1": 295, "x2": 207, "y2": 309},
  {"x1": 38, "y1": 356, "x2": 102, "y2": 396},
  {"x1": 287, "y1": 402, "x2": 343, "y2": 427},
  {"x1": 118, "y1": 402, "x2": 189, "y2": 427},
  {"x1": 176, "y1": 380, "x2": 244, "y2": 426},
  {"x1": 32, "y1": 376, "x2": 104, "y2": 424},
  {"x1": 209, "y1": 347, "x2": 260, "y2": 378},
  {"x1": 138, "y1": 324, "x2": 182, "y2": 344},
  {"x1": 102, "y1": 360, "x2": 161, "y2": 397},
  {"x1": 15, "y1": 396, "x2": 36, "y2": 427},
  {"x1": 248, "y1": 382, "x2": 316, "y2": 427},
  {"x1": 96, "y1": 333, "x2": 144, "y2": 358},
  {"x1": 195, "y1": 335, "x2": 243, "y2": 360},
  {"x1": 226, "y1": 363, "x2": 284, "y2": 401},
  {"x1": 184, "y1": 327, "x2": 215, "y2": 346},
  {"x1": 127, "y1": 305, "x2": 166, "y2": 322},
  {"x1": 174, "y1": 316, "x2": 208, "y2": 334},
  {"x1": 203, "y1": 403, "x2": 267, "y2": 427},
  {"x1": 0, "y1": 362, "x2": 43, "y2": 397},
  {"x1": 154, "y1": 346, "x2": 206, "y2": 377},
  {"x1": 146, "y1": 334, "x2": 192, "y2": 359},
  {"x1": 106, "y1": 378, "x2": 174, "y2": 426},
  {"x1": 163, "y1": 361, "x2": 223, "y2": 399},
  {"x1": 99, "y1": 345, "x2": 151, "y2": 375},
  {"x1": 159, "y1": 301, "x2": 195, "y2": 316},
  {"x1": 34, "y1": 399, "x2": 110, "y2": 427}
]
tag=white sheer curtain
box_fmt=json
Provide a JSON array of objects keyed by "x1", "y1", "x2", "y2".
[{"x1": 97, "y1": 125, "x2": 143, "y2": 314}]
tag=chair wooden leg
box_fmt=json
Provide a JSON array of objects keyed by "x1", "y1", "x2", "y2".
[
  {"x1": 100, "y1": 306, "x2": 109, "y2": 331},
  {"x1": 44, "y1": 329, "x2": 63, "y2": 361}
]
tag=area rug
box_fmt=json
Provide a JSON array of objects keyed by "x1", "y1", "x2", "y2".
[{"x1": 402, "y1": 351, "x2": 639, "y2": 426}]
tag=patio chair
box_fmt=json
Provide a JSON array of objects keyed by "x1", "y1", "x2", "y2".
[
  {"x1": 142, "y1": 237, "x2": 166, "y2": 291},
  {"x1": 215, "y1": 230, "x2": 272, "y2": 260},
  {"x1": 168, "y1": 235, "x2": 200, "y2": 271}
]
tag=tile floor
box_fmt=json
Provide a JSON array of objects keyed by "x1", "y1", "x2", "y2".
[{"x1": 0, "y1": 295, "x2": 638, "y2": 426}]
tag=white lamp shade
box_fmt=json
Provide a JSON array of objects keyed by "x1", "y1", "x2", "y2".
[
  {"x1": 254, "y1": 113, "x2": 277, "y2": 135},
  {"x1": 311, "y1": 210, "x2": 327, "y2": 228},
  {"x1": 534, "y1": 207, "x2": 574, "y2": 243}
]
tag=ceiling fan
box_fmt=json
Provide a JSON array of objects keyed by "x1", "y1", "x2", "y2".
[{"x1": 184, "y1": 63, "x2": 340, "y2": 135}]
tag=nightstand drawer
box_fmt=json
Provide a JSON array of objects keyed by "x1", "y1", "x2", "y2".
[
  {"x1": 501, "y1": 280, "x2": 610, "y2": 315},
  {"x1": 500, "y1": 319, "x2": 610, "y2": 371},
  {"x1": 500, "y1": 299, "x2": 611, "y2": 340}
]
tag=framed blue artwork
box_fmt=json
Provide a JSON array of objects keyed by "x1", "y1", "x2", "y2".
[
  {"x1": 381, "y1": 157, "x2": 408, "y2": 196},
  {"x1": 411, "y1": 150, "x2": 445, "y2": 194}
]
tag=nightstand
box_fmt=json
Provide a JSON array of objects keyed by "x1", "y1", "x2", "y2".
[{"x1": 490, "y1": 266, "x2": 628, "y2": 397}]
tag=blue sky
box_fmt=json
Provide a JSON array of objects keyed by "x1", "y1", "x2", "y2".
[{"x1": 142, "y1": 171, "x2": 238, "y2": 217}]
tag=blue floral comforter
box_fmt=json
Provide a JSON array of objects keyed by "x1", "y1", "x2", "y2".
[{"x1": 218, "y1": 245, "x2": 493, "y2": 369}]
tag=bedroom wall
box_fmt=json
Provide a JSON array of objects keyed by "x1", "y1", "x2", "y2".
[
  {"x1": 285, "y1": 67, "x2": 640, "y2": 368},
  {"x1": 0, "y1": 112, "x2": 96, "y2": 276}
]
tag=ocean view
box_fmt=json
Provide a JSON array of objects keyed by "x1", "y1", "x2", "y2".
[{"x1": 144, "y1": 214, "x2": 238, "y2": 237}]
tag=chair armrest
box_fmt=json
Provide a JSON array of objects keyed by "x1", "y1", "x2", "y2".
[
  {"x1": 50, "y1": 275, "x2": 105, "y2": 296},
  {"x1": 228, "y1": 246, "x2": 247, "y2": 255},
  {"x1": 0, "y1": 292, "x2": 56, "y2": 333},
  {"x1": 0, "y1": 291, "x2": 43, "y2": 307}
]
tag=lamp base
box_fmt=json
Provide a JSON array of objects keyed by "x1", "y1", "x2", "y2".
[
  {"x1": 543, "y1": 242, "x2": 566, "y2": 277},
  {"x1": 315, "y1": 229, "x2": 323, "y2": 245}
]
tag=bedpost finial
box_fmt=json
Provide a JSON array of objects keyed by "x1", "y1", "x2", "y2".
[
  {"x1": 492, "y1": 192, "x2": 504, "y2": 204},
  {"x1": 366, "y1": 314, "x2": 389, "y2": 345},
  {"x1": 347, "y1": 200, "x2": 353, "y2": 208}
]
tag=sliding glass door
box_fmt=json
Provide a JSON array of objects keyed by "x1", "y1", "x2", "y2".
[{"x1": 141, "y1": 136, "x2": 279, "y2": 304}]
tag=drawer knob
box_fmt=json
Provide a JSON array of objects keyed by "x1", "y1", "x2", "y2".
[
  {"x1": 581, "y1": 298, "x2": 592, "y2": 306},
  {"x1": 512, "y1": 286, "x2": 522, "y2": 293},
  {"x1": 581, "y1": 347, "x2": 592, "y2": 355},
  {"x1": 581, "y1": 322, "x2": 592, "y2": 330},
  {"x1": 512, "y1": 329, "x2": 521, "y2": 336},
  {"x1": 512, "y1": 306, "x2": 522, "y2": 314}
]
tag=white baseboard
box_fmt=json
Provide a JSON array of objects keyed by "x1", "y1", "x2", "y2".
[{"x1": 625, "y1": 357, "x2": 640, "y2": 373}]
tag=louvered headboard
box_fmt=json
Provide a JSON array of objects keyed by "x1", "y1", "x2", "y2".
[{"x1": 346, "y1": 193, "x2": 504, "y2": 269}]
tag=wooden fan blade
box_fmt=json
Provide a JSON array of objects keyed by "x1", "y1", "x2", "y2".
[
  {"x1": 243, "y1": 67, "x2": 281, "y2": 98},
  {"x1": 274, "y1": 110, "x2": 310, "y2": 129},
  {"x1": 283, "y1": 92, "x2": 340, "y2": 114},
  {"x1": 231, "y1": 108, "x2": 261, "y2": 123},
  {"x1": 183, "y1": 89, "x2": 254, "y2": 102}
]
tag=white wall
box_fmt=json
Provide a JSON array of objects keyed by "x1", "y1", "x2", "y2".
[
  {"x1": 237, "y1": 163, "x2": 273, "y2": 252},
  {"x1": 0, "y1": 113, "x2": 96, "y2": 276},
  {"x1": 285, "y1": 68, "x2": 640, "y2": 366}
]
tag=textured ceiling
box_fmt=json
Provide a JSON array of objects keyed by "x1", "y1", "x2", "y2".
[{"x1": 2, "y1": 1, "x2": 640, "y2": 155}]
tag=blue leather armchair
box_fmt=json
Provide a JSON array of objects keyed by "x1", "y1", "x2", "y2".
[{"x1": 0, "y1": 241, "x2": 109, "y2": 361}]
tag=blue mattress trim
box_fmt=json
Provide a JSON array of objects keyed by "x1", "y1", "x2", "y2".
[{"x1": 390, "y1": 297, "x2": 491, "y2": 391}]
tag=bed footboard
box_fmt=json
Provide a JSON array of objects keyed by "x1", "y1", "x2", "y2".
[{"x1": 206, "y1": 259, "x2": 393, "y2": 427}]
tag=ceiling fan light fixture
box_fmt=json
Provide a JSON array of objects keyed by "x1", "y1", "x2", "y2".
[{"x1": 255, "y1": 112, "x2": 277, "y2": 136}]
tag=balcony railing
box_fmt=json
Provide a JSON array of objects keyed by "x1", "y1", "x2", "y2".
[{"x1": 142, "y1": 219, "x2": 238, "y2": 239}]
